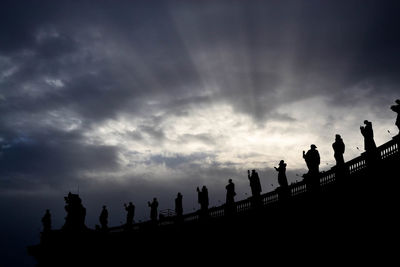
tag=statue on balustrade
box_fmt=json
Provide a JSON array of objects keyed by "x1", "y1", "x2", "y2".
[
  {"x1": 248, "y1": 169, "x2": 262, "y2": 197},
  {"x1": 175, "y1": 192, "x2": 183, "y2": 218},
  {"x1": 225, "y1": 179, "x2": 236, "y2": 216},
  {"x1": 41, "y1": 209, "x2": 51, "y2": 232},
  {"x1": 124, "y1": 202, "x2": 135, "y2": 226},
  {"x1": 225, "y1": 179, "x2": 236, "y2": 205},
  {"x1": 303, "y1": 145, "x2": 321, "y2": 193},
  {"x1": 390, "y1": 99, "x2": 400, "y2": 133},
  {"x1": 332, "y1": 134, "x2": 345, "y2": 166},
  {"x1": 63, "y1": 192, "x2": 87, "y2": 231},
  {"x1": 275, "y1": 160, "x2": 289, "y2": 188},
  {"x1": 99, "y1": 205, "x2": 108, "y2": 230},
  {"x1": 303, "y1": 144, "x2": 320, "y2": 175},
  {"x1": 275, "y1": 160, "x2": 290, "y2": 201},
  {"x1": 360, "y1": 120, "x2": 377, "y2": 153},
  {"x1": 148, "y1": 198, "x2": 159, "y2": 222},
  {"x1": 197, "y1": 186, "x2": 209, "y2": 216},
  {"x1": 360, "y1": 120, "x2": 380, "y2": 165}
]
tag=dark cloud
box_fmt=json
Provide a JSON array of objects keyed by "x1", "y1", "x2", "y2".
[
  {"x1": 0, "y1": 128, "x2": 119, "y2": 191},
  {"x1": 2, "y1": 0, "x2": 399, "y2": 126}
]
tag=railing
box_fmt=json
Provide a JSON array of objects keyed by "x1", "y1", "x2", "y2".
[
  {"x1": 209, "y1": 206, "x2": 225, "y2": 218},
  {"x1": 236, "y1": 197, "x2": 252, "y2": 213},
  {"x1": 262, "y1": 191, "x2": 279, "y2": 205},
  {"x1": 380, "y1": 138, "x2": 399, "y2": 159},
  {"x1": 160, "y1": 209, "x2": 176, "y2": 217},
  {"x1": 183, "y1": 211, "x2": 198, "y2": 223},
  {"x1": 107, "y1": 135, "x2": 399, "y2": 233},
  {"x1": 320, "y1": 169, "x2": 336, "y2": 187},
  {"x1": 290, "y1": 181, "x2": 307, "y2": 196},
  {"x1": 347, "y1": 156, "x2": 367, "y2": 174},
  {"x1": 108, "y1": 221, "x2": 147, "y2": 233}
]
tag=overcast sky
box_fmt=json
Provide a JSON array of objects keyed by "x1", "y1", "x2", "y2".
[{"x1": 1, "y1": 0, "x2": 399, "y2": 265}]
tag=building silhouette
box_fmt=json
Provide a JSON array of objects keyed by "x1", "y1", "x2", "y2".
[{"x1": 28, "y1": 113, "x2": 400, "y2": 266}]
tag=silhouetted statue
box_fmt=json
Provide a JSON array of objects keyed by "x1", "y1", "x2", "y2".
[
  {"x1": 197, "y1": 186, "x2": 209, "y2": 215},
  {"x1": 332, "y1": 134, "x2": 345, "y2": 166},
  {"x1": 360, "y1": 120, "x2": 380, "y2": 166},
  {"x1": 275, "y1": 160, "x2": 288, "y2": 188},
  {"x1": 63, "y1": 192, "x2": 86, "y2": 231},
  {"x1": 41, "y1": 209, "x2": 51, "y2": 232},
  {"x1": 175, "y1": 192, "x2": 183, "y2": 218},
  {"x1": 390, "y1": 99, "x2": 400, "y2": 132},
  {"x1": 148, "y1": 198, "x2": 159, "y2": 222},
  {"x1": 275, "y1": 160, "x2": 290, "y2": 201},
  {"x1": 99, "y1": 205, "x2": 108, "y2": 230},
  {"x1": 303, "y1": 144, "x2": 320, "y2": 175},
  {"x1": 225, "y1": 179, "x2": 236, "y2": 216},
  {"x1": 360, "y1": 120, "x2": 377, "y2": 153},
  {"x1": 225, "y1": 179, "x2": 236, "y2": 205},
  {"x1": 124, "y1": 202, "x2": 135, "y2": 226},
  {"x1": 248, "y1": 169, "x2": 262, "y2": 197},
  {"x1": 303, "y1": 145, "x2": 321, "y2": 193}
]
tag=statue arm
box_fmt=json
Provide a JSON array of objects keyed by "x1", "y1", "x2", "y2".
[{"x1": 390, "y1": 105, "x2": 400, "y2": 112}]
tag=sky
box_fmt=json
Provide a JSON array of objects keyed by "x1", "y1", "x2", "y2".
[{"x1": 1, "y1": 0, "x2": 400, "y2": 266}]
